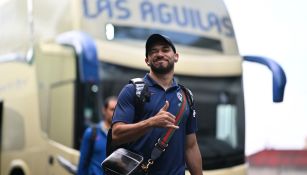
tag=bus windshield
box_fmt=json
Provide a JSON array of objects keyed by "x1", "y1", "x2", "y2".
[
  {"x1": 99, "y1": 62, "x2": 245, "y2": 170},
  {"x1": 183, "y1": 76, "x2": 245, "y2": 169}
]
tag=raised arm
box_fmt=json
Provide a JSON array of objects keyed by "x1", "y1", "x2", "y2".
[{"x1": 112, "y1": 101, "x2": 178, "y2": 145}]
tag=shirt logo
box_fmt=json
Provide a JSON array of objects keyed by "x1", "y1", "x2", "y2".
[{"x1": 193, "y1": 110, "x2": 196, "y2": 118}]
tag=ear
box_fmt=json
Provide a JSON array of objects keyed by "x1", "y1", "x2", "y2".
[
  {"x1": 174, "y1": 53, "x2": 179, "y2": 63},
  {"x1": 145, "y1": 58, "x2": 150, "y2": 66}
]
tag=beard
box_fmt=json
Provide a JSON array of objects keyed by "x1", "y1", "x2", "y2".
[{"x1": 150, "y1": 61, "x2": 174, "y2": 74}]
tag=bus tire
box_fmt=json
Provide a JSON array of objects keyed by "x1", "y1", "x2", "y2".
[{"x1": 9, "y1": 167, "x2": 25, "y2": 175}]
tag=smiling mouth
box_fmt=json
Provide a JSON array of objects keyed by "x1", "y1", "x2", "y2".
[{"x1": 154, "y1": 59, "x2": 168, "y2": 63}]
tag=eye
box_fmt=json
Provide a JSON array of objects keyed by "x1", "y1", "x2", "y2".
[
  {"x1": 162, "y1": 47, "x2": 171, "y2": 52},
  {"x1": 161, "y1": 46, "x2": 171, "y2": 52},
  {"x1": 149, "y1": 49, "x2": 158, "y2": 55}
]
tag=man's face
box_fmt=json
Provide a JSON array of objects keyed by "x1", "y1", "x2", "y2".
[
  {"x1": 103, "y1": 99, "x2": 117, "y2": 124},
  {"x1": 146, "y1": 41, "x2": 178, "y2": 74}
]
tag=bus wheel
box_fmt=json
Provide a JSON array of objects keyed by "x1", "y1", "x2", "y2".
[{"x1": 9, "y1": 168, "x2": 24, "y2": 175}]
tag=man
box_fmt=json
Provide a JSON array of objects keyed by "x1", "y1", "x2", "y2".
[
  {"x1": 111, "y1": 34, "x2": 203, "y2": 175},
  {"x1": 78, "y1": 96, "x2": 117, "y2": 175}
]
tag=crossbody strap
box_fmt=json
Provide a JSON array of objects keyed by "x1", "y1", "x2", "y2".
[
  {"x1": 159, "y1": 90, "x2": 187, "y2": 147},
  {"x1": 141, "y1": 90, "x2": 187, "y2": 171}
]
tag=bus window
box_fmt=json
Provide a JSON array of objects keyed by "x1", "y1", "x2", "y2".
[
  {"x1": 74, "y1": 82, "x2": 101, "y2": 149},
  {"x1": 99, "y1": 62, "x2": 146, "y2": 99},
  {"x1": 175, "y1": 76, "x2": 245, "y2": 170},
  {"x1": 216, "y1": 93, "x2": 237, "y2": 148},
  {"x1": 110, "y1": 25, "x2": 223, "y2": 52}
]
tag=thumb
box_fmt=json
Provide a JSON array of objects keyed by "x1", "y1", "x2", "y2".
[{"x1": 160, "y1": 101, "x2": 169, "y2": 112}]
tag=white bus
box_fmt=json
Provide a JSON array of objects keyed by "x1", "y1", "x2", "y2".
[
  {"x1": 80, "y1": 0, "x2": 286, "y2": 174},
  {"x1": 0, "y1": 0, "x2": 286, "y2": 175}
]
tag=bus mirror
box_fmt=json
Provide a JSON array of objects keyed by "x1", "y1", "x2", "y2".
[
  {"x1": 56, "y1": 31, "x2": 100, "y2": 83},
  {"x1": 243, "y1": 55, "x2": 287, "y2": 102}
]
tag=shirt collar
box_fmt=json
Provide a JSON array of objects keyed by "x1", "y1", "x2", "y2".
[
  {"x1": 100, "y1": 121, "x2": 108, "y2": 135},
  {"x1": 144, "y1": 73, "x2": 178, "y2": 88}
]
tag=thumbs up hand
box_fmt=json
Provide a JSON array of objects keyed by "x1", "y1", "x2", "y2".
[
  {"x1": 160, "y1": 100, "x2": 169, "y2": 112},
  {"x1": 148, "y1": 101, "x2": 179, "y2": 129}
]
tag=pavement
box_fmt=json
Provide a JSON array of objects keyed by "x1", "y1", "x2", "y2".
[{"x1": 248, "y1": 167, "x2": 307, "y2": 175}]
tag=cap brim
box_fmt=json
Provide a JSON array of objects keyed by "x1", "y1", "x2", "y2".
[{"x1": 145, "y1": 34, "x2": 176, "y2": 57}]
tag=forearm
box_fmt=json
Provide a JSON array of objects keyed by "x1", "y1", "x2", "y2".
[
  {"x1": 186, "y1": 147, "x2": 203, "y2": 175},
  {"x1": 112, "y1": 119, "x2": 153, "y2": 145},
  {"x1": 185, "y1": 134, "x2": 203, "y2": 175}
]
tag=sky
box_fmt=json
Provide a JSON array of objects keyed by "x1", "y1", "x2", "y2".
[{"x1": 223, "y1": 0, "x2": 307, "y2": 155}]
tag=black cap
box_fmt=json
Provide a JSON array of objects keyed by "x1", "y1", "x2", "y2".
[{"x1": 145, "y1": 34, "x2": 176, "y2": 57}]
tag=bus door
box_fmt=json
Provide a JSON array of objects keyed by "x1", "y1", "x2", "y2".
[{"x1": 35, "y1": 31, "x2": 101, "y2": 174}]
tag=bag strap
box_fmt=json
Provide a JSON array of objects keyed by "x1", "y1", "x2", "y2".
[
  {"x1": 129, "y1": 78, "x2": 151, "y2": 117},
  {"x1": 159, "y1": 90, "x2": 187, "y2": 146},
  {"x1": 141, "y1": 89, "x2": 187, "y2": 172},
  {"x1": 179, "y1": 84, "x2": 196, "y2": 118}
]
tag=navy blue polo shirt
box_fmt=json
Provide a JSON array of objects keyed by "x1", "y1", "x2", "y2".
[{"x1": 112, "y1": 73, "x2": 198, "y2": 175}]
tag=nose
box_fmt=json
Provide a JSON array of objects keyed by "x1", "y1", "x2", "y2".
[{"x1": 156, "y1": 50, "x2": 164, "y2": 57}]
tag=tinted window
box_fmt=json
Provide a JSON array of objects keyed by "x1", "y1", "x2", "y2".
[{"x1": 112, "y1": 25, "x2": 223, "y2": 52}]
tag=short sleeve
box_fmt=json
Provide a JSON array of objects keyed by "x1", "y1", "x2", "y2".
[
  {"x1": 112, "y1": 84, "x2": 136, "y2": 124},
  {"x1": 185, "y1": 91, "x2": 198, "y2": 135}
]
